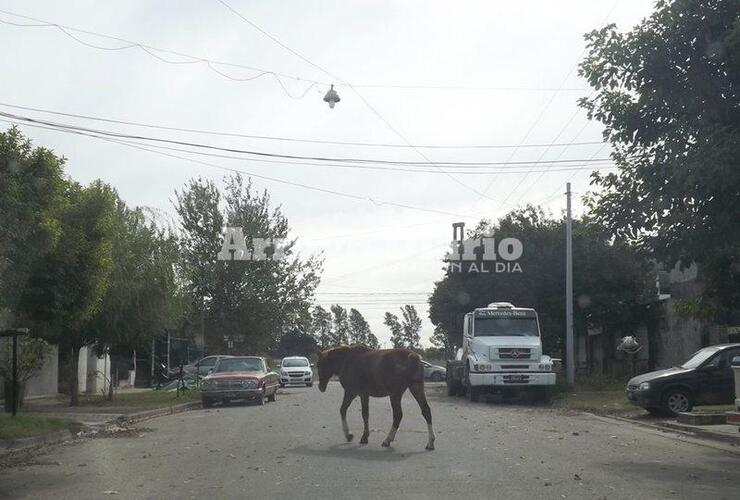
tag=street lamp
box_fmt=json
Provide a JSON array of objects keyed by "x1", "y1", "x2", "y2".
[{"x1": 323, "y1": 84, "x2": 340, "y2": 109}]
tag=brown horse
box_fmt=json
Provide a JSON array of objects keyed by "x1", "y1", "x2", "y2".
[{"x1": 317, "y1": 345, "x2": 435, "y2": 450}]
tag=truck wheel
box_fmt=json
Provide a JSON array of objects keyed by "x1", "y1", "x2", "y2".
[
  {"x1": 447, "y1": 383, "x2": 457, "y2": 396},
  {"x1": 468, "y1": 386, "x2": 481, "y2": 402}
]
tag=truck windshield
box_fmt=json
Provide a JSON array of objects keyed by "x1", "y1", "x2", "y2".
[{"x1": 474, "y1": 318, "x2": 539, "y2": 337}]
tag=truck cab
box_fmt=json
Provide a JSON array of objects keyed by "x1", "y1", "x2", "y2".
[{"x1": 454, "y1": 302, "x2": 556, "y2": 401}]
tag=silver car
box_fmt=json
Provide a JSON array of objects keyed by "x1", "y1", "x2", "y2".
[
  {"x1": 422, "y1": 361, "x2": 446, "y2": 382},
  {"x1": 183, "y1": 355, "x2": 233, "y2": 376}
]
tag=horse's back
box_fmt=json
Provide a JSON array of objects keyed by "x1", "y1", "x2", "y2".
[{"x1": 340, "y1": 347, "x2": 424, "y2": 396}]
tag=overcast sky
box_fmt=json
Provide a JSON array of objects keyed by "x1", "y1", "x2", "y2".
[{"x1": 0, "y1": 0, "x2": 656, "y2": 347}]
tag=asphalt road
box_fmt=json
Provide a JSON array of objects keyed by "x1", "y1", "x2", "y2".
[{"x1": 1, "y1": 382, "x2": 739, "y2": 500}]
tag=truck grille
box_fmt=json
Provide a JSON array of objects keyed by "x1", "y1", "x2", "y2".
[
  {"x1": 288, "y1": 372, "x2": 304, "y2": 377},
  {"x1": 501, "y1": 365, "x2": 530, "y2": 370},
  {"x1": 498, "y1": 348, "x2": 532, "y2": 360}
]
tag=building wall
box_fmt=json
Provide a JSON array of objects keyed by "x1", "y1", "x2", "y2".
[
  {"x1": 23, "y1": 345, "x2": 59, "y2": 397},
  {"x1": 654, "y1": 264, "x2": 731, "y2": 368},
  {"x1": 79, "y1": 346, "x2": 111, "y2": 395},
  {"x1": 0, "y1": 344, "x2": 59, "y2": 399}
]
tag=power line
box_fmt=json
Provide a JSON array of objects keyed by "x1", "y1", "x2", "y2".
[
  {"x1": 0, "y1": 9, "x2": 588, "y2": 96},
  {"x1": 0, "y1": 9, "x2": 320, "y2": 100},
  {"x1": 0, "y1": 101, "x2": 605, "y2": 150},
  {"x1": 0, "y1": 110, "x2": 614, "y2": 168},
  {"x1": 213, "y1": 0, "x2": 512, "y2": 204},
  {"x1": 479, "y1": 0, "x2": 622, "y2": 213},
  {"x1": 2, "y1": 117, "x2": 479, "y2": 220}
]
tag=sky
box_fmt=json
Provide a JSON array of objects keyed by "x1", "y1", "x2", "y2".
[{"x1": 0, "y1": 0, "x2": 657, "y2": 347}]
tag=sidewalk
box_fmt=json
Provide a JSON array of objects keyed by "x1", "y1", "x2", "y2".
[
  {"x1": 1, "y1": 389, "x2": 200, "y2": 456},
  {"x1": 594, "y1": 413, "x2": 740, "y2": 451}
]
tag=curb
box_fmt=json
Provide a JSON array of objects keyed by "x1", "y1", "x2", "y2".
[
  {"x1": 115, "y1": 400, "x2": 201, "y2": 425},
  {"x1": 0, "y1": 429, "x2": 74, "y2": 457},
  {"x1": 586, "y1": 413, "x2": 740, "y2": 455}
]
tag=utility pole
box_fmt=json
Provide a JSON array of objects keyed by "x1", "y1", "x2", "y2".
[{"x1": 565, "y1": 182, "x2": 575, "y2": 386}]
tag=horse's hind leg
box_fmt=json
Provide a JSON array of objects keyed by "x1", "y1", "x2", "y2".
[
  {"x1": 381, "y1": 393, "x2": 403, "y2": 447},
  {"x1": 340, "y1": 391, "x2": 356, "y2": 442},
  {"x1": 409, "y1": 383, "x2": 435, "y2": 450},
  {"x1": 359, "y1": 394, "x2": 370, "y2": 444}
]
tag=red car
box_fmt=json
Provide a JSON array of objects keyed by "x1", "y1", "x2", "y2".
[{"x1": 200, "y1": 356, "x2": 279, "y2": 407}]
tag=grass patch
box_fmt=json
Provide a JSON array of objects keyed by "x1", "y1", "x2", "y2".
[
  {"x1": 552, "y1": 376, "x2": 635, "y2": 414},
  {"x1": 79, "y1": 389, "x2": 199, "y2": 410},
  {"x1": 0, "y1": 415, "x2": 76, "y2": 440}
]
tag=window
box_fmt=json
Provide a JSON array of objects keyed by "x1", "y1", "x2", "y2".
[
  {"x1": 215, "y1": 358, "x2": 263, "y2": 372},
  {"x1": 199, "y1": 357, "x2": 217, "y2": 367},
  {"x1": 282, "y1": 358, "x2": 309, "y2": 367},
  {"x1": 473, "y1": 317, "x2": 539, "y2": 337}
]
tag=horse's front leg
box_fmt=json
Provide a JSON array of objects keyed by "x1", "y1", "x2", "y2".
[
  {"x1": 340, "y1": 391, "x2": 357, "y2": 442},
  {"x1": 381, "y1": 393, "x2": 403, "y2": 447},
  {"x1": 359, "y1": 394, "x2": 370, "y2": 444}
]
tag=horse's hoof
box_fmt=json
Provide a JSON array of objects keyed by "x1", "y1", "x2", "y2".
[
  {"x1": 345, "y1": 433, "x2": 354, "y2": 442},
  {"x1": 425, "y1": 443, "x2": 435, "y2": 451},
  {"x1": 360, "y1": 436, "x2": 369, "y2": 445},
  {"x1": 381, "y1": 440, "x2": 391, "y2": 447}
]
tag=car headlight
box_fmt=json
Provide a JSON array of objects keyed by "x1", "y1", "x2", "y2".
[
  {"x1": 638, "y1": 382, "x2": 650, "y2": 391},
  {"x1": 538, "y1": 363, "x2": 552, "y2": 371}
]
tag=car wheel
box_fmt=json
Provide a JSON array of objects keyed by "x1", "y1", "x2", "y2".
[
  {"x1": 663, "y1": 388, "x2": 692, "y2": 415},
  {"x1": 267, "y1": 389, "x2": 276, "y2": 402},
  {"x1": 431, "y1": 372, "x2": 443, "y2": 382},
  {"x1": 202, "y1": 397, "x2": 213, "y2": 409}
]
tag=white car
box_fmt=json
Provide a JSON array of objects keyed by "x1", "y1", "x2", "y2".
[{"x1": 279, "y1": 356, "x2": 313, "y2": 387}]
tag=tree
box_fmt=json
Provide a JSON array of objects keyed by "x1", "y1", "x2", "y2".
[
  {"x1": 429, "y1": 324, "x2": 450, "y2": 357},
  {"x1": 348, "y1": 308, "x2": 379, "y2": 348},
  {"x1": 429, "y1": 206, "x2": 651, "y2": 371},
  {"x1": 579, "y1": 0, "x2": 740, "y2": 315},
  {"x1": 86, "y1": 202, "x2": 186, "y2": 398},
  {"x1": 174, "y1": 174, "x2": 322, "y2": 354},
  {"x1": 400, "y1": 305, "x2": 422, "y2": 349},
  {"x1": 329, "y1": 304, "x2": 349, "y2": 346},
  {"x1": 18, "y1": 180, "x2": 119, "y2": 405},
  {"x1": 275, "y1": 329, "x2": 317, "y2": 358},
  {"x1": 384, "y1": 312, "x2": 404, "y2": 348},
  {"x1": 311, "y1": 305, "x2": 333, "y2": 350},
  {"x1": 0, "y1": 127, "x2": 67, "y2": 323}
]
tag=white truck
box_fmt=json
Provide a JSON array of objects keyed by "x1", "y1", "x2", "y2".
[{"x1": 446, "y1": 302, "x2": 556, "y2": 401}]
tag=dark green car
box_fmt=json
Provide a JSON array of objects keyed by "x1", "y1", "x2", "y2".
[{"x1": 626, "y1": 343, "x2": 740, "y2": 415}]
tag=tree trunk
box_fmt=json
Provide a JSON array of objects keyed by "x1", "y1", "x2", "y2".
[{"x1": 69, "y1": 344, "x2": 80, "y2": 406}]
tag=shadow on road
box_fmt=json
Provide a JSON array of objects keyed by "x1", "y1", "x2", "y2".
[{"x1": 288, "y1": 443, "x2": 428, "y2": 462}]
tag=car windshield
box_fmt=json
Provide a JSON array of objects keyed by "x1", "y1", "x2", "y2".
[
  {"x1": 282, "y1": 359, "x2": 309, "y2": 367},
  {"x1": 474, "y1": 318, "x2": 539, "y2": 337},
  {"x1": 215, "y1": 358, "x2": 263, "y2": 373},
  {"x1": 681, "y1": 348, "x2": 720, "y2": 369}
]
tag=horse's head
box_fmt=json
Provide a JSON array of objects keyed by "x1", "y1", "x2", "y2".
[{"x1": 317, "y1": 348, "x2": 339, "y2": 392}]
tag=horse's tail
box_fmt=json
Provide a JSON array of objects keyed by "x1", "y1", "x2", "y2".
[{"x1": 406, "y1": 351, "x2": 425, "y2": 384}]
